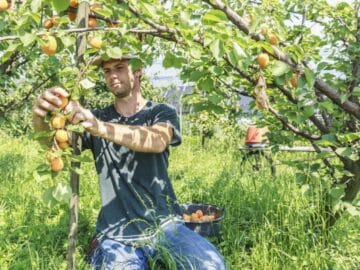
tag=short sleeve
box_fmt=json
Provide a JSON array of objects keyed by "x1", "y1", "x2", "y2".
[{"x1": 152, "y1": 104, "x2": 181, "y2": 146}]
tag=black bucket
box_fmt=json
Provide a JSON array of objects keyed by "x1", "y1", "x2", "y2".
[{"x1": 180, "y1": 203, "x2": 224, "y2": 238}]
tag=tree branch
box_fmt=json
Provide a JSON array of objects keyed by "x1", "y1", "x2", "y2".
[{"x1": 202, "y1": 0, "x2": 360, "y2": 120}]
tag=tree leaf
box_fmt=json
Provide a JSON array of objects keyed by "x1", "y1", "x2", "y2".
[
  {"x1": 335, "y1": 147, "x2": 353, "y2": 157},
  {"x1": 304, "y1": 68, "x2": 315, "y2": 89},
  {"x1": 106, "y1": 47, "x2": 123, "y2": 59},
  {"x1": 52, "y1": 0, "x2": 69, "y2": 13},
  {"x1": 209, "y1": 39, "x2": 224, "y2": 61},
  {"x1": 79, "y1": 78, "x2": 95, "y2": 90},
  {"x1": 202, "y1": 10, "x2": 227, "y2": 24},
  {"x1": 271, "y1": 61, "x2": 290, "y2": 77},
  {"x1": 31, "y1": 0, "x2": 42, "y2": 12},
  {"x1": 52, "y1": 182, "x2": 72, "y2": 203}
]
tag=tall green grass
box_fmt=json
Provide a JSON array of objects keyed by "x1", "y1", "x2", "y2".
[{"x1": 0, "y1": 131, "x2": 359, "y2": 269}]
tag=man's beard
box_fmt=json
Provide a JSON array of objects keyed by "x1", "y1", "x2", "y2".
[{"x1": 111, "y1": 84, "x2": 132, "y2": 98}]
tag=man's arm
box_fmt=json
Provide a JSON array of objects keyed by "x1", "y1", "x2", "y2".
[
  {"x1": 65, "y1": 101, "x2": 173, "y2": 153},
  {"x1": 99, "y1": 121, "x2": 173, "y2": 153}
]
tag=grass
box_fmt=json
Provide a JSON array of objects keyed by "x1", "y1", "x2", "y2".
[{"x1": 0, "y1": 130, "x2": 359, "y2": 269}]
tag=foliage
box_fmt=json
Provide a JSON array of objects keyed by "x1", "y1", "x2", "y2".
[{"x1": 1, "y1": 131, "x2": 360, "y2": 269}]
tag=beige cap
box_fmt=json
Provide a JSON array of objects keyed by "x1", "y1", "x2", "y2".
[{"x1": 90, "y1": 54, "x2": 134, "y2": 67}]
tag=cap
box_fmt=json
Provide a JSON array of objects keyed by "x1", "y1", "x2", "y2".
[{"x1": 90, "y1": 54, "x2": 134, "y2": 67}]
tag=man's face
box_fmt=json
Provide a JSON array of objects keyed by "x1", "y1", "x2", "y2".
[{"x1": 103, "y1": 59, "x2": 135, "y2": 98}]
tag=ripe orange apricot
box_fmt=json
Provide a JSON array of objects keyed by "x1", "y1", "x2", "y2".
[
  {"x1": 190, "y1": 213, "x2": 200, "y2": 222},
  {"x1": 43, "y1": 19, "x2": 53, "y2": 29},
  {"x1": 51, "y1": 157, "x2": 64, "y2": 172},
  {"x1": 55, "y1": 94, "x2": 69, "y2": 109},
  {"x1": 290, "y1": 73, "x2": 298, "y2": 88},
  {"x1": 68, "y1": 11, "x2": 76, "y2": 22},
  {"x1": 0, "y1": 0, "x2": 9, "y2": 11},
  {"x1": 257, "y1": 53, "x2": 269, "y2": 69},
  {"x1": 87, "y1": 35, "x2": 102, "y2": 49},
  {"x1": 69, "y1": 0, "x2": 78, "y2": 8},
  {"x1": 88, "y1": 17, "x2": 98, "y2": 28},
  {"x1": 269, "y1": 34, "x2": 278, "y2": 45},
  {"x1": 195, "y1": 209, "x2": 204, "y2": 218},
  {"x1": 41, "y1": 36, "x2": 57, "y2": 56},
  {"x1": 58, "y1": 141, "x2": 70, "y2": 150},
  {"x1": 55, "y1": 130, "x2": 69, "y2": 143},
  {"x1": 51, "y1": 114, "x2": 66, "y2": 129},
  {"x1": 183, "y1": 214, "x2": 191, "y2": 222}
]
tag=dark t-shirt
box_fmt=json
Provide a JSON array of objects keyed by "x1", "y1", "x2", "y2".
[{"x1": 82, "y1": 101, "x2": 182, "y2": 242}]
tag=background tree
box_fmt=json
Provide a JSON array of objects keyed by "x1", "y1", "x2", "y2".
[{"x1": 0, "y1": 0, "x2": 359, "y2": 239}]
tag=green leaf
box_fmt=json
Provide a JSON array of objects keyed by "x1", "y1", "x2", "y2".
[
  {"x1": 304, "y1": 68, "x2": 315, "y2": 89},
  {"x1": 106, "y1": 47, "x2": 123, "y2": 59},
  {"x1": 31, "y1": 0, "x2": 42, "y2": 12},
  {"x1": 330, "y1": 185, "x2": 345, "y2": 201},
  {"x1": 92, "y1": 7, "x2": 113, "y2": 18},
  {"x1": 198, "y1": 77, "x2": 214, "y2": 92},
  {"x1": 42, "y1": 187, "x2": 58, "y2": 208},
  {"x1": 20, "y1": 33, "x2": 36, "y2": 47},
  {"x1": 271, "y1": 61, "x2": 290, "y2": 77},
  {"x1": 79, "y1": 78, "x2": 95, "y2": 90},
  {"x1": 353, "y1": 86, "x2": 360, "y2": 97},
  {"x1": 129, "y1": 58, "x2": 143, "y2": 71},
  {"x1": 52, "y1": 0, "x2": 69, "y2": 13},
  {"x1": 52, "y1": 183, "x2": 72, "y2": 203},
  {"x1": 335, "y1": 147, "x2": 353, "y2": 157},
  {"x1": 202, "y1": 10, "x2": 227, "y2": 24},
  {"x1": 209, "y1": 39, "x2": 224, "y2": 61},
  {"x1": 162, "y1": 52, "x2": 184, "y2": 69}
]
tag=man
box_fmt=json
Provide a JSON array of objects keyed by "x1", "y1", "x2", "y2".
[{"x1": 32, "y1": 54, "x2": 226, "y2": 269}]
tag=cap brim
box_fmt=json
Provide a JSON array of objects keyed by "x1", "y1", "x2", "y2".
[{"x1": 90, "y1": 54, "x2": 133, "y2": 67}]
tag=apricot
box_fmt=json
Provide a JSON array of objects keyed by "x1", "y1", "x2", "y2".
[
  {"x1": 68, "y1": 11, "x2": 77, "y2": 22},
  {"x1": 195, "y1": 209, "x2": 204, "y2": 218},
  {"x1": 55, "y1": 130, "x2": 69, "y2": 143},
  {"x1": 51, "y1": 114, "x2": 66, "y2": 129},
  {"x1": 58, "y1": 141, "x2": 70, "y2": 150},
  {"x1": 55, "y1": 94, "x2": 69, "y2": 109},
  {"x1": 257, "y1": 53, "x2": 269, "y2": 69},
  {"x1": 51, "y1": 157, "x2": 64, "y2": 172},
  {"x1": 0, "y1": 0, "x2": 9, "y2": 11},
  {"x1": 183, "y1": 214, "x2": 191, "y2": 222},
  {"x1": 41, "y1": 36, "x2": 57, "y2": 56},
  {"x1": 290, "y1": 73, "x2": 298, "y2": 88},
  {"x1": 69, "y1": 0, "x2": 78, "y2": 8},
  {"x1": 88, "y1": 17, "x2": 98, "y2": 28},
  {"x1": 190, "y1": 213, "x2": 200, "y2": 222},
  {"x1": 269, "y1": 34, "x2": 278, "y2": 45},
  {"x1": 87, "y1": 35, "x2": 102, "y2": 49},
  {"x1": 43, "y1": 19, "x2": 54, "y2": 29}
]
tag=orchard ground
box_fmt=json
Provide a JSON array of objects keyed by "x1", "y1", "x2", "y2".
[{"x1": 0, "y1": 126, "x2": 359, "y2": 270}]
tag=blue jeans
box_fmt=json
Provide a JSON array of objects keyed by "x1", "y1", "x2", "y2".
[{"x1": 90, "y1": 221, "x2": 226, "y2": 270}]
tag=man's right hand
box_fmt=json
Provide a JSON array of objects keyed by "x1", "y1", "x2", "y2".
[{"x1": 33, "y1": 86, "x2": 70, "y2": 118}]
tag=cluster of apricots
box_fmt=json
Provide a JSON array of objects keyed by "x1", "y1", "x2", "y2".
[
  {"x1": 183, "y1": 210, "x2": 216, "y2": 223},
  {"x1": 46, "y1": 95, "x2": 70, "y2": 173},
  {"x1": 40, "y1": 0, "x2": 111, "y2": 56},
  {"x1": 255, "y1": 26, "x2": 298, "y2": 88}
]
